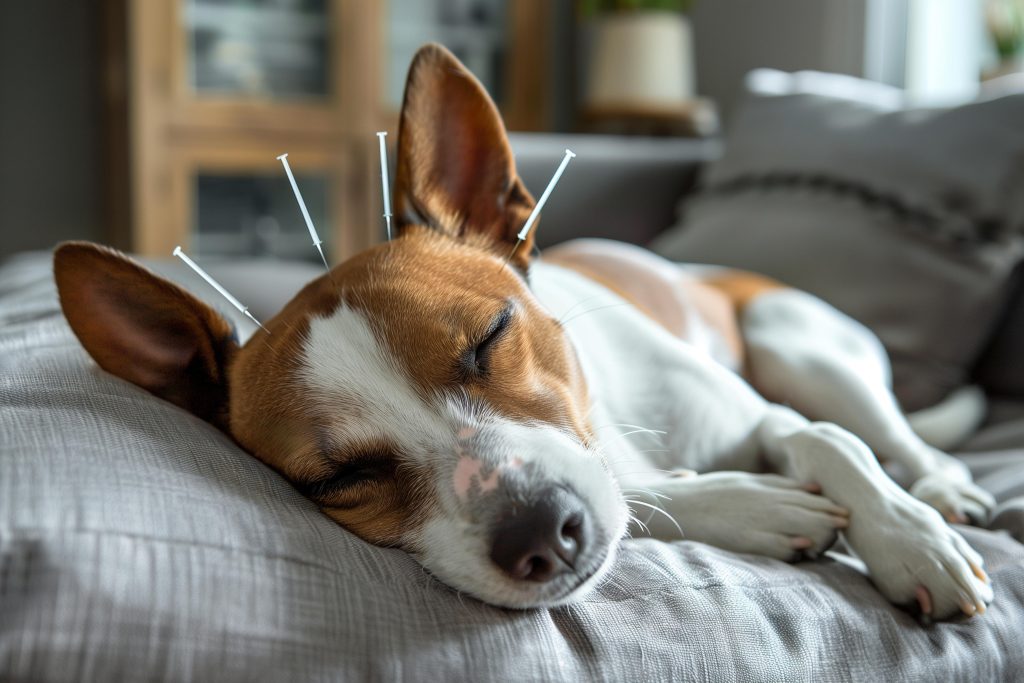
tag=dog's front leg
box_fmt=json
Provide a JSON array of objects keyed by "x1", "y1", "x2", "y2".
[
  {"x1": 758, "y1": 405, "x2": 992, "y2": 620},
  {"x1": 624, "y1": 470, "x2": 850, "y2": 561}
]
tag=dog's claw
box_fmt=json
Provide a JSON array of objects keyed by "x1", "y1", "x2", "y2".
[
  {"x1": 830, "y1": 515, "x2": 850, "y2": 529},
  {"x1": 915, "y1": 585, "x2": 933, "y2": 617},
  {"x1": 969, "y1": 560, "x2": 990, "y2": 584},
  {"x1": 790, "y1": 536, "x2": 814, "y2": 550},
  {"x1": 959, "y1": 593, "x2": 977, "y2": 617},
  {"x1": 946, "y1": 511, "x2": 968, "y2": 525},
  {"x1": 910, "y1": 475, "x2": 995, "y2": 527}
]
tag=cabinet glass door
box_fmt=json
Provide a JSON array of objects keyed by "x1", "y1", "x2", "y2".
[
  {"x1": 386, "y1": 0, "x2": 508, "y2": 108},
  {"x1": 192, "y1": 172, "x2": 330, "y2": 261},
  {"x1": 185, "y1": 0, "x2": 330, "y2": 100}
]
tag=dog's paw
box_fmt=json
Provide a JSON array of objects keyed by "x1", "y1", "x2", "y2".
[
  {"x1": 661, "y1": 472, "x2": 849, "y2": 561},
  {"x1": 910, "y1": 473, "x2": 996, "y2": 526},
  {"x1": 850, "y1": 495, "x2": 992, "y2": 621}
]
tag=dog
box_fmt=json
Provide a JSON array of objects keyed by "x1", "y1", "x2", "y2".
[{"x1": 54, "y1": 43, "x2": 995, "y2": 620}]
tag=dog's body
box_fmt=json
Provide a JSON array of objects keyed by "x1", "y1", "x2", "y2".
[{"x1": 54, "y1": 44, "x2": 994, "y2": 620}]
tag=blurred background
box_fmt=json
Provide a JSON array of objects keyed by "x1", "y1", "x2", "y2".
[{"x1": 0, "y1": 0, "x2": 1021, "y2": 261}]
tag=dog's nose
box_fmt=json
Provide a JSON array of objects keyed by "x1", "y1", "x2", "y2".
[{"x1": 490, "y1": 487, "x2": 590, "y2": 582}]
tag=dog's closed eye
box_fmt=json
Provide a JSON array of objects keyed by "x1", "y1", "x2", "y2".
[
  {"x1": 459, "y1": 302, "x2": 513, "y2": 380},
  {"x1": 297, "y1": 449, "x2": 397, "y2": 502}
]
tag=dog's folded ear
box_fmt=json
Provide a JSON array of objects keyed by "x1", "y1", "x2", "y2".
[
  {"x1": 395, "y1": 43, "x2": 537, "y2": 270},
  {"x1": 53, "y1": 242, "x2": 238, "y2": 426}
]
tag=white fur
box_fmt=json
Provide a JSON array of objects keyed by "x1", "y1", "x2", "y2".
[
  {"x1": 301, "y1": 305, "x2": 452, "y2": 452},
  {"x1": 907, "y1": 385, "x2": 988, "y2": 451},
  {"x1": 527, "y1": 258, "x2": 993, "y2": 619}
]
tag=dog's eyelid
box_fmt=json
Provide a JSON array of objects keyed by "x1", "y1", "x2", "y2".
[
  {"x1": 296, "y1": 444, "x2": 397, "y2": 499},
  {"x1": 328, "y1": 445, "x2": 395, "y2": 470},
  {"x1": 476, "y1": 301, "x2": 515, "y2": 348},
  {"x1": 456, "y1": 302, "x2": 515, "y2": 381}
]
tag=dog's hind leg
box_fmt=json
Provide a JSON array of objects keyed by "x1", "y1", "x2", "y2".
[{"x1": 740, "y1": 288, "x2": 994, "y2": 525}]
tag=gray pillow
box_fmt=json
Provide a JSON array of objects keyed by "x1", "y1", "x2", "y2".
[{"x1": 652, "y1": 69, "x2": 1024, "y2": 411}]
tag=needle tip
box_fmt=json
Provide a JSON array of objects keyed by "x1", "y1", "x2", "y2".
[
  {"x1": 245, "y1": 310, "x2": 269, "y2": 334},
  {"x1": 501, "y1": 239, "x2": 523, "y2": 269}
]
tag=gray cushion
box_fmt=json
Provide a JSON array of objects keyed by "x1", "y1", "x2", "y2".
[
  {"x1": 972, "y1": 267, "x2": 1024, "y2": 398},
  {"x1": 3, "y1": 251, "x2": 1024, "y2": 681},
  {"x1": 651, "y1": 69, "x2": 1024, "y2": 411},
  {"x1": 510, "y1": 134, "x2": 720, "y2": 249},
  {"x1": 142, "y1": 256, "x2": 325, "y2": 336}
]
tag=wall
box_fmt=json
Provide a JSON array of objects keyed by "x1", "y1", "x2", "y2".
[
  {"x1": 688, "y1": 0, "x2": 869, "y2": 123},
  {"x1": 0, "y1": 2, "x2": 102, "y2": 260}
]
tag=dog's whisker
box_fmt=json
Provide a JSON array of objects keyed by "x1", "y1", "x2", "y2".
[
  {"x1": 628, "y1": 513, "x2": 650, "y2": 536},
  {"x1": 555, "y1": 293, "x2": 611, "y2": 326},
  {"x1": 613, "y1": 472, "x2": 679, "y2": 485},
  {"x1": 622, "y1": 487, "x2": 672, "y2": 502},
  {"x1": 560, "y1": 302, "x2": 632, "y2": 327},
  {"x1": 602, "y1": 432, "x2": 667, "y2": 454},
  {"x1": 622, "y1": 501, "x2": 655, "y2": 532},
  {"x1": 627, "y1": 500, "x2": 685, "y2": 538},
  {"x1": 595, "y1": 423, "x2": 667, "y2": 436},
  {"x1": 599, "y1": 428, "x2": 668, "y2": 451}
]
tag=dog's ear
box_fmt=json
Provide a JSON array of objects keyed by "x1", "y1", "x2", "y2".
[
  {"x1": 394, "y1": 43, "x2": 536, "y2": 269},
  {"x1": 53, "y1": 242, "x2": 238, "y2": 426}
]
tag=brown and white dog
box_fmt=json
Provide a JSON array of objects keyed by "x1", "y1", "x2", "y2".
[{"x1": 55, "y1": 44, "x2": 995, "y2": 619}]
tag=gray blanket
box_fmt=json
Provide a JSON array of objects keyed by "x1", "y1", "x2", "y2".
[{"x1": 2, "y1": 252, "x2": 1023, "y2": 682}]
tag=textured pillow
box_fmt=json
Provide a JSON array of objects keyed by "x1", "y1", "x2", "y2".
[{"x1": 652, "y1": 69, "x2": 1024, "y2": 411}]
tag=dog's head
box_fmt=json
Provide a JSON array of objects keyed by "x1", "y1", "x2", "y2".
[{"x1": 54, "y1": 44, "x2": 628, "y2": 608}]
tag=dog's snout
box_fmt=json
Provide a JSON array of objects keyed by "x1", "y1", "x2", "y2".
[{"x1": 489, "y1": 487, "x2": 590, "y2": 583}]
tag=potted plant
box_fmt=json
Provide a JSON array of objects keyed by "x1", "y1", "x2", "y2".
[
  {"x1": 580, "y1": 0, "x2": 698, "y2": 111},
  {"x1": 984, "y1": 0, "x2": 1024, "y2": 80}
]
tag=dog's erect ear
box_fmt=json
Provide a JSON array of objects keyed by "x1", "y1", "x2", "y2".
[
  {"x1": 53, "y1": 242, "x2": 238, "y2": 426},
  {"x1": 395, "y1": 43, "x2": 536, "y2": 269}
]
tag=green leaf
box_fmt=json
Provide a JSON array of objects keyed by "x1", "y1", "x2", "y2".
[{"x1": 579, "y1": 0, "x2": 695, "y2": 18}]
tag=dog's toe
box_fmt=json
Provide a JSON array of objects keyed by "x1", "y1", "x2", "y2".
[{"x1": 910, "y1": 476, "x2": 996, "y2": 527}]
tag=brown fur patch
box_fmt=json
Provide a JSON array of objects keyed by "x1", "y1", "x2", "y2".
[
  {"x1": 54, "y1": 242, "x2": 238, "y2": 425},
  {"x1": 542, "y1": 254, "x2": 670, "y2": 329},
  {"x1": 544, "y1": 243, "x2": 746, "y2": 365},
  {"x1": 346, "y1": 228, "x2": 593, "y2": 443},
  {"x1": 701, "y1": 271, "x2": 788, "y2": 312}
]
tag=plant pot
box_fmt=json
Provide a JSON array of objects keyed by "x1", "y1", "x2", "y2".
[{"x1": 584, "y1": 11, "x2": 696, "y2": 109}]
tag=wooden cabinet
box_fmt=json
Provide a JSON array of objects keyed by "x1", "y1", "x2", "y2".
[{"x1": 102, "y1": 0, "x2": 551, "y2": 263}]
